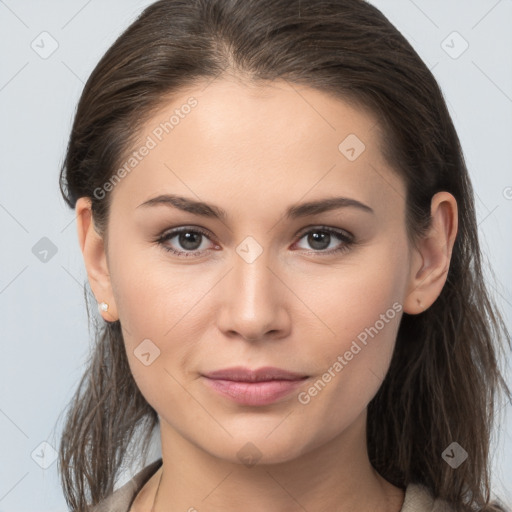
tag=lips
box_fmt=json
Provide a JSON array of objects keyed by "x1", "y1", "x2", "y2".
[
  {"x1": 203, "y1": 366, "x2": 308, "y2": 382},
  {"x1": 201, "y1": 366, "x2": 309, "y2": 406}
]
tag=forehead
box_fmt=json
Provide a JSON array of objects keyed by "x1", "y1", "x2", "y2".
[{"x1": 109, "y1": 78, "x2": 405, "y2": 215}]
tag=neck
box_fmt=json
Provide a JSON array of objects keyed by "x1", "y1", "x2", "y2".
[{"x1": 149, "y1": 411, "x2": 404, "y2": 512}]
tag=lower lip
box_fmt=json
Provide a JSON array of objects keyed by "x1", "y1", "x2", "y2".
[{"x1": 202, "y1": 377, "x2": 306, "y2": 406}]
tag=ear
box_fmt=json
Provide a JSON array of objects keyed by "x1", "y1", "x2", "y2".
[
  {"x1": 403, "y1": 191, "x2": 458, "y2": 314},
  {"x1": 76, "y1": 197, "x2": 119, "y2": 322}
]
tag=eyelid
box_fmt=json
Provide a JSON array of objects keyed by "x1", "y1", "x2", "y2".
[
  {"x1": 157, "y1": 225, "x2": 219, "y2": 248},
  {"x1": 295, "y1": 224, "x2": 354, "y2": 241}
]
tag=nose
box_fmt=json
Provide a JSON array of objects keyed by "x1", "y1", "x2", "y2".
[{"x1": 216, "y1": 248, "x2": 291, "y2": 342}]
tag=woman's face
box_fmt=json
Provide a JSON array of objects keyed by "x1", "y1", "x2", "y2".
[{"x1": 98, "y1": 78, "x2": 419, "y2": 464}]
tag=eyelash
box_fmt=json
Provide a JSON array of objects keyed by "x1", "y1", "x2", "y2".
[{"x1": 155, "y1": 225, "x2": 355, "y2": 258}]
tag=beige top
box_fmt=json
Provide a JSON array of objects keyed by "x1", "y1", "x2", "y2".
[{"x1": 90, "y1": 458, "x2": 455, "y2": 512}]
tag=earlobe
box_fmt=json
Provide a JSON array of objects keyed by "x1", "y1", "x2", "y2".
[
  {"x1": 403, "y1": 191, "x2": 458, "y2": 315},
  {"x1": 76, "y1": 197, "x2": 119, "y2": 322}
]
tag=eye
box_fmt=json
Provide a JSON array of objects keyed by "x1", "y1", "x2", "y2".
[
  {"x1": 156, "y1": 226, "x2": 217, "y2": 258},
  {"x1": 294, "y1": 226, "x2": 355, "y2": 255},
  {"x1": 155, "y1": 225, "x2": 355, "y2": 258}
]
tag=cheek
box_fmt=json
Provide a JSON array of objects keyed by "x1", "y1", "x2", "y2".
[
  {"x1": 293, "y1": 240, "x2": 408, "y2": 410},
  {"x1": 108, "y1": 242, "x2": 219, "y2": 405},
  {"x1": 109, "y1": 235, "x2": 211, "y2": 339},
  {"x1": 297, "y1": 240, "x2": 407, "y2": 351}
]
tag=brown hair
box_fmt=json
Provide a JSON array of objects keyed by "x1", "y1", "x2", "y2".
[{"x1": 58, "y1": 0, "x2": 512, "y2": 510}]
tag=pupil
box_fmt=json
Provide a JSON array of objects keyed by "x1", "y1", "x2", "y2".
[
  {"x1": 180, "y1": 232, "x2": 201, "y2": 250},
  {"x1": 308, "y1": 231, "x2": 330, "y2": 250}
]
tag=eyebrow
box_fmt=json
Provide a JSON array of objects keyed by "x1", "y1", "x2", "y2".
[{"x1": 136, "y1": 194, "x2": 374, "y2": 219}]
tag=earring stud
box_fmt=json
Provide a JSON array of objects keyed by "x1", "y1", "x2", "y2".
[{"x1": 98, "y1": 302, "x2": 109, "y2": 312}]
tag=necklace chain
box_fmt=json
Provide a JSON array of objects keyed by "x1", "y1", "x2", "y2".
[
  {"x1": 150, "y1": 467, "x2": 164, "y2": 512},
  {"x1": 148, "y1": 464, "x2": 405, "y2": 512}
]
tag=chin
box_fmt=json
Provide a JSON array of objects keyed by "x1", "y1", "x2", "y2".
[{"x1": 205, "y1": 429, "x2": 316, "y2": 467}]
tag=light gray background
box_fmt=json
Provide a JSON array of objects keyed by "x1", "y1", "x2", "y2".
[{"x1": 0, "y1": 1, "x2": 511, "y2": 510}]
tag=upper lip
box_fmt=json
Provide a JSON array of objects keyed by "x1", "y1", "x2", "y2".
[{"x1": 203, "y1": 366, "x2": 308, "y2": 382}]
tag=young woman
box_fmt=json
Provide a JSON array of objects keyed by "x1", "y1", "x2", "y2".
[{"x1": 57, "y1": 1, "x2": 511, "y2": 511}]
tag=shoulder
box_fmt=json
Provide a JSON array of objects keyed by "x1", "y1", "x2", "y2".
[
  {"x1": 89, "y1": 458, "x2": 163, "y2": 512},
  {"x1": 402, "y1": 483, "x2": 456, "y2": 512}
]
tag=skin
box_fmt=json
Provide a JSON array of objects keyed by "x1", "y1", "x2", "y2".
[{"x1": 76, "y1": 77, "x2": 457, "y2": 512}]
